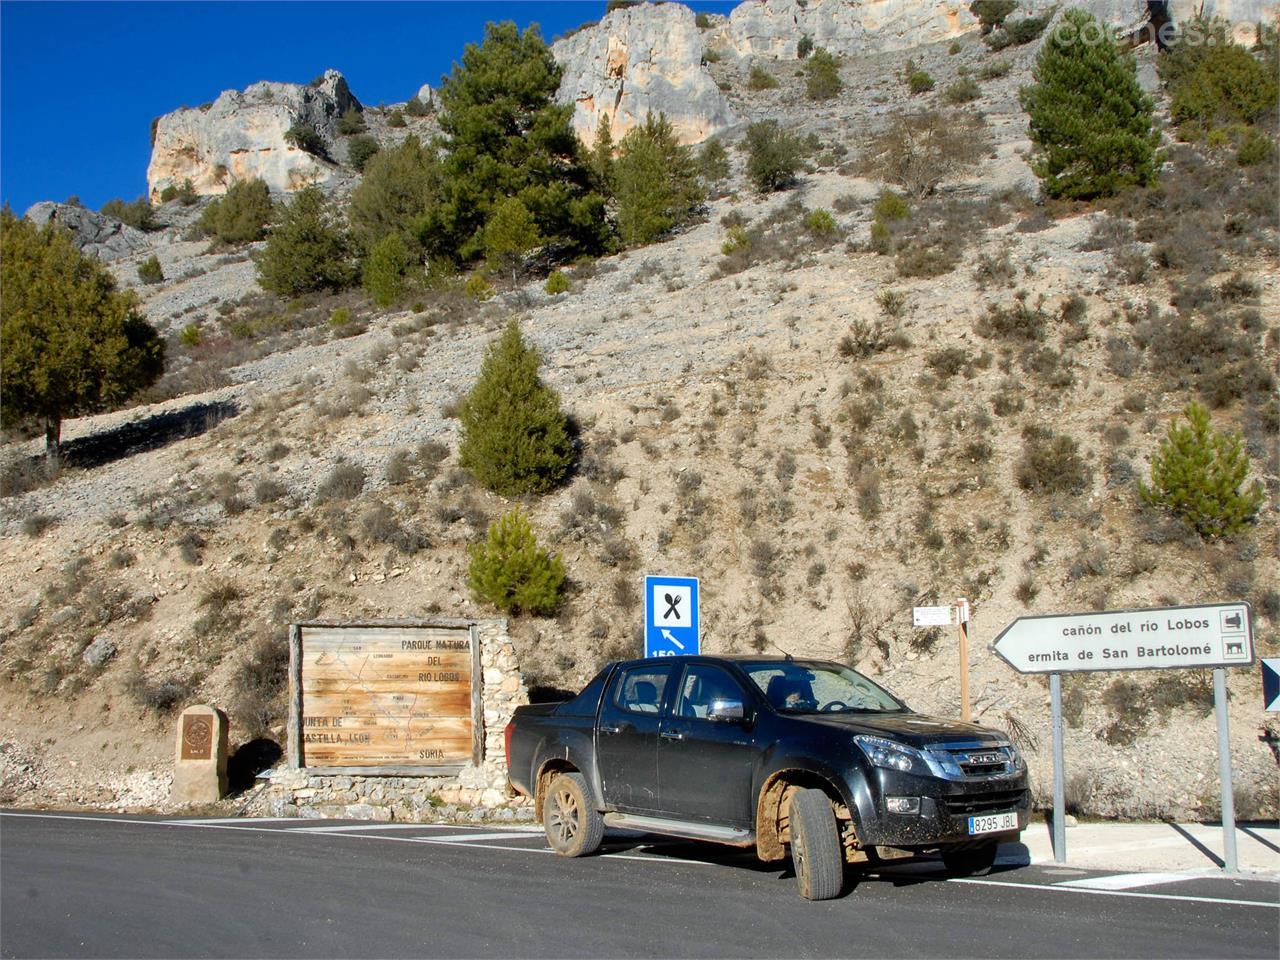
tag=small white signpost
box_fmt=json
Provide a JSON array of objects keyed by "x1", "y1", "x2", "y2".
[
  {"x1": 991, "y1": 602, "x2": 1254, "y2": 871},
  {"x1": 913, "y1": 599, "x2": 971, "y2": 721}
]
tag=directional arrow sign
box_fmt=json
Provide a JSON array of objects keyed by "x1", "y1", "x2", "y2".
[{"x1": 991, "y1": 602, "x2": 1254, "y2": 674}]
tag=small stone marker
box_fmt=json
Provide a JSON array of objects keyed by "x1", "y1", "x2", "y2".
[{"x1": 171, "y1": 704, "x2": 228, "y2": 804}]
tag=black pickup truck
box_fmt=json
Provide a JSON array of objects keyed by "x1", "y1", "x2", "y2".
[{"x1": 505, "y1": 655, "x2": 1030, "y2": 899}]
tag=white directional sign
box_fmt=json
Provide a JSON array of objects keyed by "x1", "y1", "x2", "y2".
[{"x1": 992, "y1": 602, "x2": 1254, "y2": 674}]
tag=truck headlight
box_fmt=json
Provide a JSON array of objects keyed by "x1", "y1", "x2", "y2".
[{"x1": 854, "y1": 735, "x2": 927, "y2": 775}]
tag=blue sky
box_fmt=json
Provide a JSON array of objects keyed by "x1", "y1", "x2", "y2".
[{"x1": 1, "y1": 1, "x2": 736, "y2": 214}]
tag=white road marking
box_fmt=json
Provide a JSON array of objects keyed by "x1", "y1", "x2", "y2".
[
  {"x1": 166, "y1": 816, "x2": 300, "y2": 825},
  {"x1": 418, "y1": 831, "x2": 548, "y2": 843},
  {"x1": 286, "y1": 823, "x2": 476, "y2": 833},
  {"x1": 952, "y1": 877, "x2": 1279, "y2": 909},
  {"x1": 1056, "y1": 872, "x2": 1214, "y2": 891}
]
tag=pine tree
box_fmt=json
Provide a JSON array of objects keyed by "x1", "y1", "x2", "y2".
[
  {"x1": 804, "y1": 48, "x2": 843, "y2": 101},
  {"x1": 458, "y1": 320, "x2": 574, "y2": 495},
  {"x1": 482, "y1": 196, "x2": 543, "y2": 281},
  {"x1": 0, "y1": 210, "x2": 165, "y2": 458},
  {"x1": 613, "y1": 112, "x2": 704, "y2": 247},
  {"x1": 1020, "y1": 8, "x2": 1160, "y2": 200},
  {"x1": 256, "y1": 187, "x2": 356, "y2": 295},
  {"x1": 1139, "y1": 401, "x2": 1264, "y2": 539},
  {"x1": 347, "y1": 136, "x2": 439, "y2": 255},
  {"x1": 362, "y1": 233, "x2": 412, "y2": 306},
  {"x1": 197, "y1": 178, "x2": 273, "y2": 245},
  {"x1": 590, "y1": 113, "x2": 616, "y2": 195},
  {"x1": 432, "y1": 21, "x2": 610, "y2": 262},
  {"x1": 468, "y1": 508, "x2": 566, "y2": 616}
]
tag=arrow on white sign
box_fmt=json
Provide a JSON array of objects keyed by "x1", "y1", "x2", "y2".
[
  {"x1": 661, "y1": 629, "x2": 685, "y2": 651},
  {"x1": 991, "y1": 602, "x2": 1253, "y2": 674}
]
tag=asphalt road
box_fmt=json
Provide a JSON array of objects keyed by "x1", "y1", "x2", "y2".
[{"x1": 1, "y1": 811, "x2": 1276, "y2": 959}]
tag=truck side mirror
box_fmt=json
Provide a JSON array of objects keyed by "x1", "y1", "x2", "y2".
[{"x1": 707, "y1": 699, "x2": 745, "y2": 722}]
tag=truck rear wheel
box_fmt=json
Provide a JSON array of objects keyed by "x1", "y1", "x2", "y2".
[
  {"x1": 789, "y1": 788, "x2": 843, "y2": 900},
  {"x1": 941, "y1": 843, "x2": 998, "y2": 876},
  {"x1": 543, "y1": 772, "x2": 603, "y2": 857}
]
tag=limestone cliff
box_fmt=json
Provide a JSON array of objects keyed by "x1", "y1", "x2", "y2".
[
  {"x1": 709, "y1": 0, "x2": 1277, "y2": 59},
  {"x1": 551, "y1": 3, "x2": 736, "y2": 146},
  {"x1": 146, "y1": 70, "x2": 360, "y2": 201}
]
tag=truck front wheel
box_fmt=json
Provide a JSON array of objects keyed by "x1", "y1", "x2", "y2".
[
  {"x1": 543, "y1": 772, "x2": 604, "y2": 857},
  {"x1": 789, "y1": 788, "x2": 844, "y2": 900}
]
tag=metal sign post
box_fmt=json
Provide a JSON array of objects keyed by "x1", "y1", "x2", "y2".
[
  {"x1": 1050, "y1": 672, "x2": 1066, "y2": 864},
  {"x1": 1213, "y1": 668, "x2": 1238, "y2": 874},
  {"x1": 991, "y1": 602, "x2": 1254, "y2": 871}
]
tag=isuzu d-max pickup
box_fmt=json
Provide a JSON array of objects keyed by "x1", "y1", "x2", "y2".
[{"x1": 505, "y1": 655, "x2": 1030, "y2": 899}]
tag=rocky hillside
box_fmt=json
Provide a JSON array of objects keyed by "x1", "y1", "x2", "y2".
[{"x1": 2, "y1": 1, "x2": 1277, "y2": 820}]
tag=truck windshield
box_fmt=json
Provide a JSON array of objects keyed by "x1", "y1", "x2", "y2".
[{"x1": 744, "y1": 662, "x2": 906, "y2": 715}]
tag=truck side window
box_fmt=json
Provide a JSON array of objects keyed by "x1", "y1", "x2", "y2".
[
  {"x1": 675, "y1": 664, "x2": 744, "y2": 720},
  {"x1": 613, "y1": 665, "x2": 673, "y2": 714}
]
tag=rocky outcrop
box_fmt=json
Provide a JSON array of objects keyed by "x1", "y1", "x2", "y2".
[
  {"x1": 23, "y1": 202, "x2": 151, "y2": 261},
  {"x1": 146, "y1": 70, "x2": 360, "y2": 201},
  {"x1": 552, "y1": 3, "x2": 735, "y2": 146},
  {"x1": 708, "y1": 0, "x2": 1277, "y2": 59}
]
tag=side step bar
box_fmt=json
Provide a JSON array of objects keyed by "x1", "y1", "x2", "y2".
[{"x1": 603, "y1": 812, "x2": 756, "y2": 847}]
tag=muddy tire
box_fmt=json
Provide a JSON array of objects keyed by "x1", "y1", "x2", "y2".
[
  {"x1": 543, "y1": 772, "x2": 603, "y2": 857},
  {"x1": 941, "y1": 844, "x2": 998, "y2": 876},
  {"x1": 789, "y1": 788, "x2": 843, "y2": 900}
]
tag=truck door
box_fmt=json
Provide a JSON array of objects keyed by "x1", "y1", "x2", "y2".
[
  {"x1": 596, "y1": 662, "x2": 676, "y2": 814},
  {"x1": 657, "y1": 662, "x2": 756, "y2": 826}
]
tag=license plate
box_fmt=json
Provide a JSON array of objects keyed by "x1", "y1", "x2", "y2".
[{"x1": 968, "y1": 812, "x2": 1018, "y2": 835}]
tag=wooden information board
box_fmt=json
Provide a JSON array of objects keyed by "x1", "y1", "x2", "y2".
[{"x1": 288, "y1": 621, "x2": 481, "y2": 774}]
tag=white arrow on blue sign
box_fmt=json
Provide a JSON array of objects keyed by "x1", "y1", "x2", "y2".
[
  {"x1": 645, "y1": 575, "x2": 699, "y2": 657},
  {"x1": 1263, "y1": 658, "x2": 1280, "y2": 712}
]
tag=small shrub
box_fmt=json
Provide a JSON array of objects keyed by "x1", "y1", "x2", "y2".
[
  {"x1": 748, "y1": 65, "x2": 780, "y2": 91},
  {"x1": 544, "y1": 270, "x2": 571, "y2": 295},
  {"x1": 347, "y1": 135, "x2": 381, "y2": 173},
  {"x1": 1236, "y1": 128, "x2": 1276, "y2": 166},
  {"x1": 805, "y1": 48, "x2": 843, "y2": 100},
  {"x1": 970, "y1": 0, "x2": 1017, "y2": 34},
  {"x1": 1139, "y1": 401, "x2": 1264, "y2": 539},
  {"x1": 986, "y1": 11, "x2": 1053, "y2": 51},
  {"x1": 362, "y1": 233, "x2": 412, "y2": 307},
  {"x1": 695, "y1": 12, "x2": 712, "y2": 29},
  {"x1": 797, "y1": 35, "x2": 814, "y2": 58},
  {"x1": 804, "y1": 208, "x2": 837, "y2": 235},
  {"x1": 975, "y1": 292, "x2": 1048, "y2": 341},
  {"x1": 179, "y1": 323, "x2": 202, "y2": 348},
  {"x1": 744, "y1": 120, "x2": 805, "y2": 193},
  {"x1": 977, "y1": 58, "x2": 1011, "y2": 80},
  {"x1": 464, "y1": 273, "x2": 495, "y2": 301},
  {"x1": 386, "y1": 110, "x2": 407, "y2": 128},
  {"x1": 196, "y1": 178, "x2": 273, "y2": 245},
  {"x1": 876, "y1": 289, "x2": 907, "y2": 317},
  {"x1": 1017, "y1": 429, "x2": 1092, "y2": 495},
  {"x1": 944, "y1": 77, "x2": 981, "y2": 104},
  {"x1": 137, "y1": 255, "x2": 164, "y2": 284},
  {"x1": 469, "y1": 508, "x2": 565, "y2": 616},
  {"x1": 175, "y1": 530, "x2": 206, "y2": 565},
  {"x1": 908, "y1": 69, "x2": 935, "y2": 95},
  {"x1": 254, "y1": 478, "x2": 288, "y2": 504},
  {"x1": 336, "y1": 106, "x2": 366, "y2": 135},
  {"x1": 926, "y1": 346, "x2": 969, "y2": 379},
  {"x1": 315, "y1": 460, "x2": 366, "y2": 502},
  {"x1": 865, "y1": 109, "x2": 989, "y2": 197},
  {"x1": 22, "y1": 513, "x2": 57, "y2": 537},
  {"x1": 284, "y1": 122, "x2": 326, "y2": 157}
]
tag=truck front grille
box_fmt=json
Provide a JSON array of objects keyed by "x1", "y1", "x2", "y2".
[{"x1": 940, "y1": 789, "x2": 1027, "y2": 817}]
